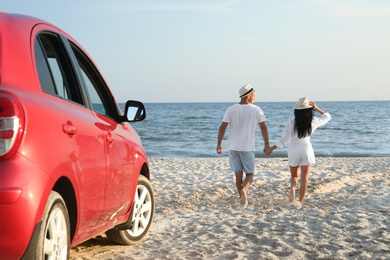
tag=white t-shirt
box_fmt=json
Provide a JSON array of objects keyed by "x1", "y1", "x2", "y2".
[{"x1": 222, "y1": 103, "x2": 267, "y2": 151}]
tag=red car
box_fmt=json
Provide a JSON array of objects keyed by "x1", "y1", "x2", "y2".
[{"x1": 0, "y1": 13, "x2": 155, "y2": 259}]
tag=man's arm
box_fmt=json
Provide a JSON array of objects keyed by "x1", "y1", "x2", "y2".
[
  {"x1": 259, "y1": 121, "x2": 270, "y2": 152},
  {"x1": 217, "y1": 122, "x2": 228, "y2": 154}
]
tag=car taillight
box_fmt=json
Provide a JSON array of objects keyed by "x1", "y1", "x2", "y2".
[{"x1": 0, "y1": 95, "x2": 24, "y2": 159}]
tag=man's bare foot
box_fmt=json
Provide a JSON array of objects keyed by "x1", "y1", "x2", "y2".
[{"x1": 240, "y1": 189, "x2": 247, "y2": 205}]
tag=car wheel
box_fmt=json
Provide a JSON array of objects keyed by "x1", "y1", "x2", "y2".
[
  {"x1": 106, "y1": 175, "x2": 155, "y2": 245},
  {"x1": 34, "y1": 191, "x2": 70, "y2": 260}
]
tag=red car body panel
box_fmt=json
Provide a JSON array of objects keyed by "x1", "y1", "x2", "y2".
[{"x1": 0, "y1": 13, "x2": 149, "y2": 259}]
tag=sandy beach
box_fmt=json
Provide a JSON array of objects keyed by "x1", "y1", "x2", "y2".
[{"x1": 70, "y1": 157, "x2": 389, "y2": 259}]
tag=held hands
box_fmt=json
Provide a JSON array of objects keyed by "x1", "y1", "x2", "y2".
[
  {"x1": 263, "y1": 145, "x2": 272, "y2": 155},
  {"x1": 264, "y1": 145, "x2": 276, "y2": 155}
]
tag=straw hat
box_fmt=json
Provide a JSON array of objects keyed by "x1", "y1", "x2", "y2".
[
  {"x1": 294, "y1": 97, "x2": 313, "y2": 110},
  {"x1": 239, "y1": 84, "x2": 254, "y2": 98}
]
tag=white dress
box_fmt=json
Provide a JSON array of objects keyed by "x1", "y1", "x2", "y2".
[{"x1": 276, "y1": 113, "x2": 331, "y2": 166}]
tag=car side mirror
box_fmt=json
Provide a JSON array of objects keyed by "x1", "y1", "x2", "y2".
[{"x1": 121, "y1": 100, "x2": 146, "y2": 122}]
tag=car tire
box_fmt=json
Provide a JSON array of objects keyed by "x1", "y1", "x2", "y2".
[
  {"x1": 106, "y1": 175, "x2": 155, "y2": 245},
  {"x1": 34, "y1": 191, "x2": 70, "y2": 259}
]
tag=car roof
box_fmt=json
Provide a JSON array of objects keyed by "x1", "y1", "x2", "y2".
[
  {"x1": 0, "y1": 13, "x2": 78, "y2": 91},
  {"x1": 0, "y1": 12, "x2": 47, "y2": 27},
  {"x1": 0, "y1": 14, "x2": 47, "y2": 88}
]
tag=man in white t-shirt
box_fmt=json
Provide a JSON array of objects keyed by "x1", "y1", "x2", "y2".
[{"x1": 217, "y1": 84, "x2": 270, "y2": 207}]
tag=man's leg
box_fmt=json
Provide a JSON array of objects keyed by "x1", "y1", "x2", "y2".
[
  {"x1": 239, "y1": 151, "x2": 255, "y2": 205},
  {"x1": 234, "y1": 171, "x2": 244, "y2": 197},
  {"x1": 240, "y1": 173, "x2": 253, "y2": 205}
]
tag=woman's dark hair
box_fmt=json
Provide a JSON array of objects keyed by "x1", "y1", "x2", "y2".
[{"x1": 294, "y1": 108, "x2": 313, "y2": 138}]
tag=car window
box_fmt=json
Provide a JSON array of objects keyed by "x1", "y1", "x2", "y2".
[
  {"x1": 34, "y1": 32, "x2": 84, "y2": 105},
  {"x1": 69, "y1": 42, "x2": 120, "y2": 120},
  {"x1": 78, "y1": 63, "x2": 106, "y2": 115},
  {"x1": 34, "y1": 37, "x2": 56, "y2": 95}
]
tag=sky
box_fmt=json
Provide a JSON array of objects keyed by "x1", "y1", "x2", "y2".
[{"x1": 2, "y1": 0, "x2": 390, "y2": 103}]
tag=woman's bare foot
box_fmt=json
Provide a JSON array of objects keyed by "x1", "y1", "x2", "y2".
[
  {"x1": 289, "y1": 187, "x2": 295, "y2": 203},
  {"x1": 289, "y1": 178, "x2": 297, "y2": 203},
  {"x1": 291, "y1": 200, "x2": 302, "y2": 208}
]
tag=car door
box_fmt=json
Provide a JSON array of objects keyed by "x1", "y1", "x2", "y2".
[
  {"x1": 34, "y1": 29, "x2": 108, "y2": 233},
  {"x1": 68, "y1": 42, "x2": 136, "y2": 222}
]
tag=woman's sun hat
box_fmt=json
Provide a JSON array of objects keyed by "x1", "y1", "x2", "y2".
[
  {"x1": 294, "y1": 97, "x2": 313, "y2": 110},
  {"x1": 239, "y1": 84, "x2": 254, "y2": 98}
]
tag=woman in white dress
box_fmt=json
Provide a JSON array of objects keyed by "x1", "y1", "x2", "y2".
[{"x1": 266, "y1": 97, "x2": 331, "y2": 207}]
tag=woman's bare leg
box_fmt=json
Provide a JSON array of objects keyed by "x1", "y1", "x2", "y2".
[
  {"x1": 289, "y1": 166, "x2": 299, "y2": 203},
  {"x1": 299, "y1": 165, "x2": 311, "y2": 205}
]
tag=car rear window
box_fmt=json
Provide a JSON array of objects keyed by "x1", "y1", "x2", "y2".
[{"x1": 35, "y1": 32, "x2": 84, "y2": 105}]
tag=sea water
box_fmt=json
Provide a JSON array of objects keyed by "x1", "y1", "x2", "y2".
[{"x1": 127, "y1": 101, "x2": 390, "y2": 158}]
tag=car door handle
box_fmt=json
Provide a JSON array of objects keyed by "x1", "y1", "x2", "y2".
[
  {"x1": 106, "y1": 133, "x2": 114, "y2": 144},
  {"x1": 63, "y1": 123, "x2": 77, "y2": 135}
]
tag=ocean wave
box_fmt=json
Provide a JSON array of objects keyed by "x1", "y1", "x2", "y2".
[{"x1": 131, "y1": 101, "x2": 390, "y2": 158}]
